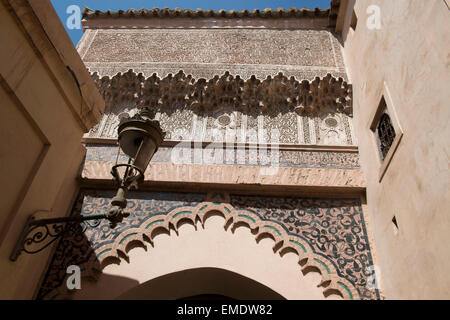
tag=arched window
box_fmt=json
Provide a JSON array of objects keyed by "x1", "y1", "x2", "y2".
[{"x1": 377, "y1": 113, "x2": 396, "y2": 160}]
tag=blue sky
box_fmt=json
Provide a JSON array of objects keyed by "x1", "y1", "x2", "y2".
[{"x1": 50, "y1": 0, "x2": 331, "y2": 46}]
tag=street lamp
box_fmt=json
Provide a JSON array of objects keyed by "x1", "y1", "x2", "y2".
[
  {"x1": 10, "y1": 107, "x2": 165, "y2": 261},
  {"x1": 106, "y1": 107, "x2": 165, "y2": 228}
]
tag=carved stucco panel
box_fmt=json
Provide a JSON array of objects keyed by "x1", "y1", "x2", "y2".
[
  {"x1": 91, "y1": 106, "x2": 355, "y2": 146},
  {"x1": 158, "y1": 108, "x2": 194, "y2": 141},
  {"x1": 88, "y1": 71, "x2": 355, "y2": 146},
  {"x1": 317, "y1": 112, "x2": 349, "y2": 146}
]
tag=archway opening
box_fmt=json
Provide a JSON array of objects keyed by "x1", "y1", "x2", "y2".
[{"x1": 117, "y1": 267, "x2": 286, "y2": 300}]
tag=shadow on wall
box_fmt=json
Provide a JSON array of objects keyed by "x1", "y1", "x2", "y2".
[{"x1": 35, "y1": 217, "x2": 131, "y2": 300}]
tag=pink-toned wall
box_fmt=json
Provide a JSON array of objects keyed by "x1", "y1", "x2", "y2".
[
  {"x1": 0, "y1": 0, "x2": 103, "y2": 299},
  {"x1": 339, "y1": 0, "x2": 450, "y2": 299}
]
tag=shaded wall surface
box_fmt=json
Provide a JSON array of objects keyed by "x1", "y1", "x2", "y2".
[
  {"x1": 340, "y1": 0, "x2": 450, "y2": 299},
  {"x1": 0, "y1": 0, "x2": 102, "y2": 299}
]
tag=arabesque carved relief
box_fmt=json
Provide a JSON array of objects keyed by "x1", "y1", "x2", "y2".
[{"x1": 88, "y1": 70, "x2": 354, "y2": 145}]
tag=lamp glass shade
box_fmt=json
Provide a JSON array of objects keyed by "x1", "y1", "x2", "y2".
[
  {"x1": 117, "y1": 116, "x2": 164, "y2": 174},
  {"x1": 133, "y1": 137, "x2": 157, "y2": 173}
]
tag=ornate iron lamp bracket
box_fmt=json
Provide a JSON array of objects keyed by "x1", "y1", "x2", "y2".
[
  {"x1": 9, "y1": 107, "x2": 165, "y2": 262},
  {"x1": 9, "y1": 211, "x2": 113, "y2": 261},
  {"x1": 9, "y1": 165, "x2": 140, "y2": 262}
]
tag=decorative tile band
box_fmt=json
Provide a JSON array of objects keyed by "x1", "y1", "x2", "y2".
[
  {"x1": 338, "y1": 282, "x2": 353, "y2": 300},
  {"x1": 290, "y1": 240, "x2": 307, "y2": 253}
]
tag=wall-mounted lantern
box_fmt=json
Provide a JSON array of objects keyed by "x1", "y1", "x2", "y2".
[{"x1": 10, "y1": 107, "x2": 165, "y2": 261}]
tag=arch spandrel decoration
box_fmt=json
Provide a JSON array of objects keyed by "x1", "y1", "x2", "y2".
[{"x1": 37, "y1": 191, "x2": 380, "y2": 300}]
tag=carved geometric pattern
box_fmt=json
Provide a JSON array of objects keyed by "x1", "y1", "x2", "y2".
[
  {"x1": 37, "y1": 190, "x2": 380, "y2": 300},
  {"x1": 92, "y1": 70, "x2": 352, "y2": 117},
  {"x1": 89, "y1": 70, "x2": 354, "y2": 146}
]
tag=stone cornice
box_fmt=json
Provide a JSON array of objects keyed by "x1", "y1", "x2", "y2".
[
  {"x1": 92, "y1": 70, "x2": 352, "y2": 116},
  {"x1": 82, "y1": 3, "x2": 341, "y2": 29},
  {"x1": 5, "y1": 0, "x2": 105, "y2": 131},
  {"x1": 83, "y1": 7, "x2": 331, "y2": 20}
]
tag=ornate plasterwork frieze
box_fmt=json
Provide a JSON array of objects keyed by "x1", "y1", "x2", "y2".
[
  {"x1": 92, "y1": 70, "x2": 352, "y2": 117},
  {"x1": 37, "y1": 191, "x2": 380, "y2": 300},
  {"x1": 89, "y1": 70, "x2": 354, "y2": 145},
  {"x1": 85, "y1": 145, "x2": 361, "y2": 170},
  {"x1": 81, "y1": 28, "x2": 347, "y2": 81}
]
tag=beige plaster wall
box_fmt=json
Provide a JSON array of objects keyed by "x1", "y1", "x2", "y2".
[
  {"x1": 340, "y1": 0, "x2": 450, "y2": 299},
  {"x1": 0, "y1": 0, "x2": 103, "y2": 299},
  {"x1": 71, "y1": 216, "x2": 341, "y2": 300}
]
